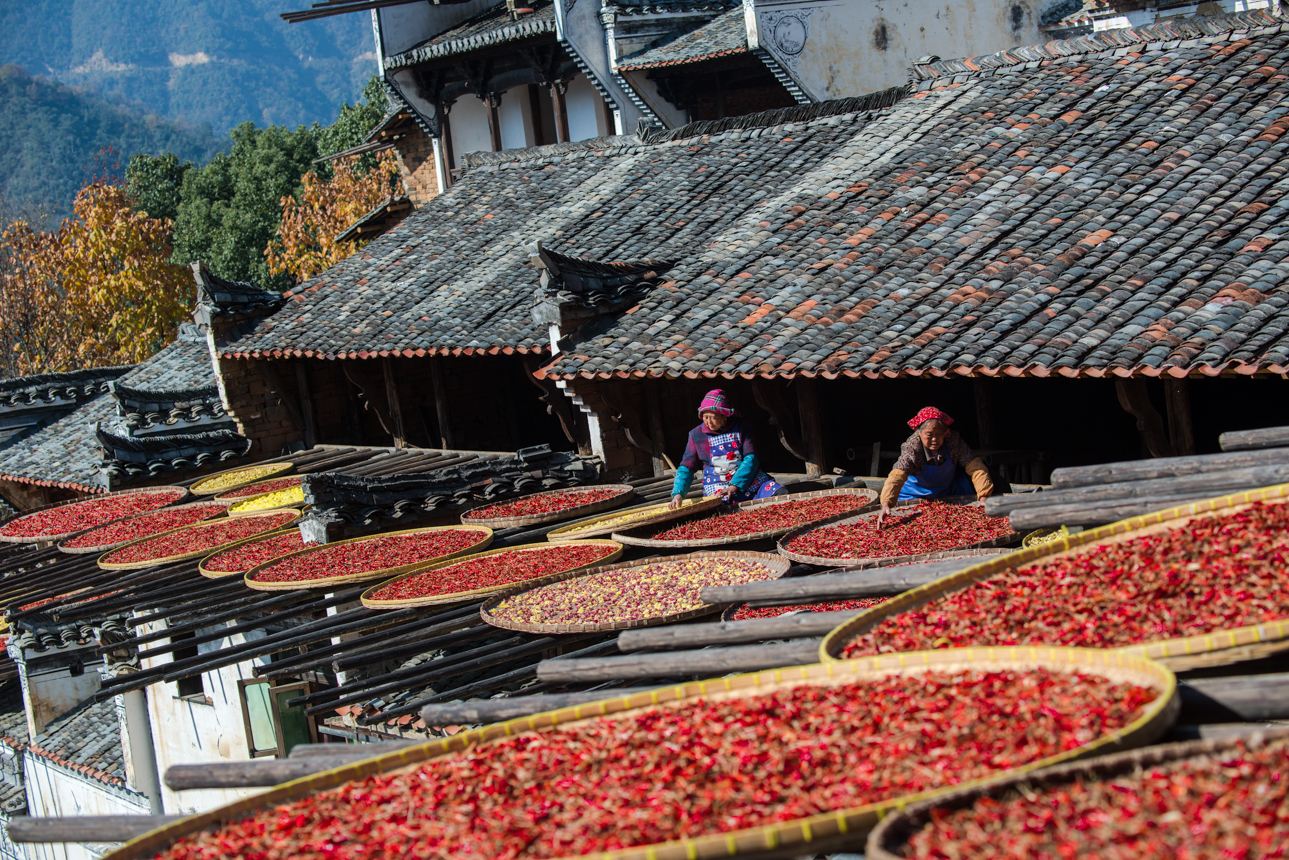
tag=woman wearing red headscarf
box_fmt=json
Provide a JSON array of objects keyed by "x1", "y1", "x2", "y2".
[{"x1": 879, "y1": 407, "x2": 995, "y2": 517}]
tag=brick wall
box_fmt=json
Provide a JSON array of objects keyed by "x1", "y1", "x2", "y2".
[
  {"x1": 213, "y1": 356, "x2": 305, "y2": 457},
  {"x1": 392, "y1": 128, "x2": 439, "y2": 206}
]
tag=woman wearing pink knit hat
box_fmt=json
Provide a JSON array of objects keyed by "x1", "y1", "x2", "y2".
[
  {"x1": 668, "y1": 389, "x2": 782, "y2": 509},
  {"x1": 879, "y1": 406, "x2": 994, "y2": 518}
]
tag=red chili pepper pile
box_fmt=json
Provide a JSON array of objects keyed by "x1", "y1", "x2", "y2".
[
  {"x1": 730, "y1": 597, "x2": 889, "y2": 621},
  {"x1": 905, "y1": 736, "x2": 1289, "y2": 859},
  {"x1": 648, "y1": 494, "x2": 868, "y2": 541},
  {"x1": 248, "y1": 529, "x2": 487, "y2": 584},
  {"x1": 155, "y1": 669, "x2": 1155, "y2": 860},
  {"x1": 489, "y1": 557, "x2": 779, "y2": 626},
  {"x1": 216, "y1": 476, "x2": 304, "y2": 500},
  {"x1": 842, "y1": 500, "x2": 1289, "y2": 658},
  {"x1": 200, "y1": 531, "x2": 309, "y2": 576},
  {"x1": 464, "y1": 487, "x2": 623, "y2": 521},
  {"x1": 368, "y1": 543, "x2": 618, "y2": 602},
  {"x1": 99, "y1": 511, "x2": 298, "y2": 566},
  {"x1": 0, "y1": 487, "x2": 187, "y2": 541},
  {"x1": 786, "y1": 501, "x2": 1012, "y2": 560},
  {"x1": 58, "y1": 502, "x2": 227, "y2": 550}
]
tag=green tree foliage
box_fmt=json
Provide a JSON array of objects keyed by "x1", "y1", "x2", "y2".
[
  {"x1": 317, "y1": 77, "x2": 390, "y2": 164},
  {"x1": 171, "y1": 123, "x2": 320, "y2": 288},
  {"x1": 125, "y1": 152, "x2": 192, "y2": 222}
]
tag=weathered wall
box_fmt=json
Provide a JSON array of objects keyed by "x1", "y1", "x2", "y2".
[
  {"x1": 566, "y1": 74, "x2": 613, "y2": 141},
  {"x1": 22, "y1": 758, "x2": 147, "y2": 860},
  {"x1": 391, "y1": 126, "x2": 439, "y2": 206},
  {"x1": 214, "y1": 356, "x2": 306, "y2": 459}
]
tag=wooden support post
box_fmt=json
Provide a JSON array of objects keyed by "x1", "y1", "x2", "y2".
[
  {"x1": 1164, "y1": 379, "x2": 1196, "y2": 456},
  {"x1": 428, "y1": 357, "x2": 454, "y2": 449},
  {"x1": 438, "y1": 103, "x2": 455, "y2": 188},
  {"x1": 645, "y1": 380, "x2": 669, "y2": 478},
  {"x1": 485, "y1": 92, "x2": 503, "y2": 152},
  {"x1": 293, "y1": 361, "x2": 317, "y2": 448},
  {"x1": 381, "y1": 358, "x2": 407, "y2": 448},
  {"x1": 1115, "y1": 379, "x2": 1174, "y2": 458},
  {"x1": 550, "y1": 80, "x2": 570, "y2": 143},
  {"x1": 972, "y1": 378, "x2": 996, "y2": 448},
  {"x1": 599, "y1": 92, "x2": 617, "y2": 135},
  {"x1": 796, "y1": 380, "x2": 826, "y2": 477}
]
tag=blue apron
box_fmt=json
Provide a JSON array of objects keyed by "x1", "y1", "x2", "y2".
[
  {"x1": 898, "y1": 455, "x2": 974, "y2": 501},
  {"x1": 702, "y1": 431, "x2": 781, "y2": 503}
]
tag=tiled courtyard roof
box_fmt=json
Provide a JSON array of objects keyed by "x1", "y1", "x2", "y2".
[
  {"x1": 26, "y1": 698, "x2": 132, "y2": 789},
  {"x1": 0, "y1": 393, "x2": 115, "y2": 493},
  {"x1": 616, "y1": 7, "x2": 748, "y2": 71},
  {"x1": 384, "y1": 2, "x2": 556, "y2": 71}
]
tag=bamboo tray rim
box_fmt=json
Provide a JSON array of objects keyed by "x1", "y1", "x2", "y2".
[
  {"x1": 54, "y1": 501, "x2": 230, "y2": 554},
  {"x1": 243, "y1": 524, "x2": 494, "y2": 591},
  {"x1": 820, "y1": 483, "x2": 1289, "y2": 666},
  {"x1": 226, "y1": 485, "x2": 307, "y2": 515},
  {"x1": 611, "y1": 487, "x2": 880, "y2": 550},
  {"x1": 197, "y1": 527, "x2": 307, "y2": 579},
  {"x1": 480, "y1": 550, "x2": 794, "y2": 634},
  {"x1": 0, "y1": 486, "x2": 190, "y2": 544},
  {"x1": 104, "y1": 646, "x2": 1177, "y2": 860},
  {"x1": 460, "y1": 484, "x2": 636, "y2": 529},
  {"x1": 188, "y1": 461, "x2": 295, "y2": 497},
  {"x1": 866, "y1": 726, "x2": 1289, "y2": 859},
  {"x1": 777, "y1": 498, "x2": 1017, "y2": 567},
  {"x1": 96, "y1": 510, "x2": 302, "y2": 570},
  {"x1": 212, "y1": 475, "x2": 304, "y2": 502},
  {"x1": 359, "y1": 539, "x2": 625, "y2": 609},
  {"x1": 545, "y1": 496, "x2": 722, "y2": 542}
]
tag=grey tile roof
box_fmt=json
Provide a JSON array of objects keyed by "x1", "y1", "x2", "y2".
[
  {"x1": 112, "y1": 325, "x2": 214, "y2": 396},
  {"x1": 0, "y1": 392, "x2": 114, "y2": 492},
  {"x1": 227, "y1": 10, "x2": 1289, "y2": 382},
  {"x1": 27, "y1": 698, "x2": 129, "y2": 788},
  {"x1": 384, "y1": 2, "x2": 557, "y2": 71},
  {"x1": 617, "y1": 7, "x2": 748, "y2": 71}
]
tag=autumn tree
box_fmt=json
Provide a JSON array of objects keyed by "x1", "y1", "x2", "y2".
[
  {"x1": 265, "y1": 151, "x2": 402, "y2": 283},
  {"x1": 0, "y1": 182, "x2": 191, "y2": 375}
]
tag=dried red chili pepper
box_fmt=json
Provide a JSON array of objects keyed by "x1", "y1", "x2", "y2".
[
  {"x1": 842, "y1": 500, "x2": 1289, "y2": 658},
  {"x1": 648, "y1": 494, "x2": 868, "y2": 542},
  {"x1": 730, "y1": 597, "x2": 889, "y2": 621},
  {"x1": 463, "y1": 487, "x2": 624, "y2": 521},
  {"x1": 58, "y1": 502, "x2": 227, "y2": 550},
  {"x1": 154, "y1": 668, "x2": 1156, "y2": 860},
  {"x1": 786, "y1": 501, "x2": 1012, "y2": 560},
  {"x1": 367, "y1": 543, "x2": 618, "y2": 601},
  {"x1": 200, "y1": 531, "x2": 309, "y2": 576},
  {"x1": 0, "y1": 487, "x2": 187, "y2": 541},
  {"x1": 905, "y1": 736, "x2": 1289, "y2": 859},
  {"x1": 216, "y1": 476, "x2": 304, "y2": 500},
  {"x1": 98, "y1": 511, "x2": 298, "y2": 566},
  {"x1": 247, "y1": 529, "x2": 487, "y2": 584}
]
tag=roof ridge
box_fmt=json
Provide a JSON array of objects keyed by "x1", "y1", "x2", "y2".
[{"x1": 915, "y1": 8, "x2": 1289, "y2": 81}]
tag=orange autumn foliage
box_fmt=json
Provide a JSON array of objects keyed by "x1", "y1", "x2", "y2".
[
  {"x1": 0, "y1": 182, "x2": 191, "y2": 376},
  {"x1": 265, "y1": 151, "x2": 403, "y2": 283}
]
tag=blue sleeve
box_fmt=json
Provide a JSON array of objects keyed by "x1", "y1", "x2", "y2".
[
  {"x1": 731, "y1": 453, "x2": 759, "y2": 491},
  {"x1": 672, "y1": 464, "x2": 695, "y2": 497}
]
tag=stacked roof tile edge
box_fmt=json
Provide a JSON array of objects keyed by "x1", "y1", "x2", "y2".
[
  {"x1": 225, "y1": 10, "x2": 1289, "y2": 381},
  {"x1": 616, "y1": 7, "x2": 749, "y2": 71},
  {"x1": 384, "y1": 2, "x2": 557, "y2": 71}
]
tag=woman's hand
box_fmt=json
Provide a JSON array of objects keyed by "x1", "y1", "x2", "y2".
[
  {"x1": 669, "y1": 494, "x2": 684, "y2": 510},
  {"x1": 717, "y1": 485, "x2": 736, "y2": 500},
  {"x1": 977, "y1": 490, "x2": 990, "y2": 502}
]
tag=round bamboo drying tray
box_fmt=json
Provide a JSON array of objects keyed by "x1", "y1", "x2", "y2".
[
  {"x1": 480, "y1": 550, "x2": 792, "y2": 634},
  {"x1": 212, "y1": 475, "x2": 303, "y2": 503},
  {"x1": 104, "y1": 646, "x2": 1177, "y2": 860},
  {"x1": 54, "y1": 501, "x2": 228, "y2": 555},
  {"x1": 359, "y1": 539, "x2": 624, "y2": 609},
  {"x1": 821, "y1": 483, "x2": 1289, "y2": 670},
  {"x1": 611, "y1": 487, "x2": 879, "y2": 550},
  {"x1": 188, "y1": 461, "x2": 294, "y2": 496},
  {"x1": 0, "y1": 486, "x2": 189, "y2": 544},
  {"x1": 226, "y1": 485, "x2": 307, "y2": 515},
  {"x1": 777, "y1": 499, "x2": 1018, "y2": 567},
  {"x1": 197, "y1": 528, "x2": 305, "y2": 579},
  {"x1": 459, "y1": 484, "x2": 635, "y2": 529},
  {"x1": 243, "y1": 524, "x2": 494, "y2": 591},
  {"x1": 867, "y1": 726, "x2": 1289, "y2": 860},
  {"x1": 545, "y1": 497, "x2": 722, "y2": 542},
  {"x1": 97, "y1": 510, "x2": 302, "y2": 571}
]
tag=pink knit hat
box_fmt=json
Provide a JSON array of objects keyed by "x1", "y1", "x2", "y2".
[{"x1": 698, "y1": 389, "x2": 736, "y2": 417}]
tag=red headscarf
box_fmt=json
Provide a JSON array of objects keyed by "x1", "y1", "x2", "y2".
[{"x1": 908, "y1": 406, "x2": 954, "y2": 430}]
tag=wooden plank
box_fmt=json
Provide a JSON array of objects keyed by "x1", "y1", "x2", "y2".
[
  {"x1": 287, "y1": 740, "x2": 418, "y2": 758},
  {"x1": 536, "y1": 639, "x2": 823, "y2": 683},
  {"x1": 166, "y1": 759, "x2": 344, "y2": 790},
  {"x1": 421, "y1": 688, "x2": 662, "y2": 725},
  {"x1": 1179, "y1": 672, "x2": 1289, "y2": 723},
  {"x1": 1009, "y1": 491, "x2": 1245, "y2": 529},
  {"x1": 381, "y1": 357, "x2": 407, "y2": 449},
  {"x1": 1220, "y1": 426, "x2": 1289, "y2": 452},
  {"x1": 1167, "y1": 722, "x2": 1288, "y2": 742},
  {"x1": 700, "y1": 555, "x2": 997, "y2": 604},
  {"x1": 986, "y1": 463, "x2": 1289, "y2": 517},
  {"x1": 6, "y1": 815, "x2": 187, "y2": 843},
  {"x1": 617, "y1": 611, "x2": 861, "y2": 652},
  {"x1": 1049, "y1": 446, "x2": 1289, "y2": 489}
]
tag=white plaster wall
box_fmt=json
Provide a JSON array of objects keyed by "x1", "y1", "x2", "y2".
[
  {"x1": 750, "y1": 0, "x2": 1054, "y2": 100},
  {"x1": 567, "y1": 75, "x2": 610, "y2": 142},
  {"x1": 499, "y1": 86, "x2": 537, "y2": 150},
  {"x1": 449, "y1": 96, "x2": 496, "y2": 158},
  {"x1": 22, "y1": 758, "x2": 147, "y2": 860},
  {"x1": 1092, "y1": 0, "x2": 1277, "y2": 30}
]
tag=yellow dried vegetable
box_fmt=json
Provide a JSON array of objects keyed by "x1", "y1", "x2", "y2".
[{"x1": 228, "y1": 486, "x2": 307, "y2": 514}]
